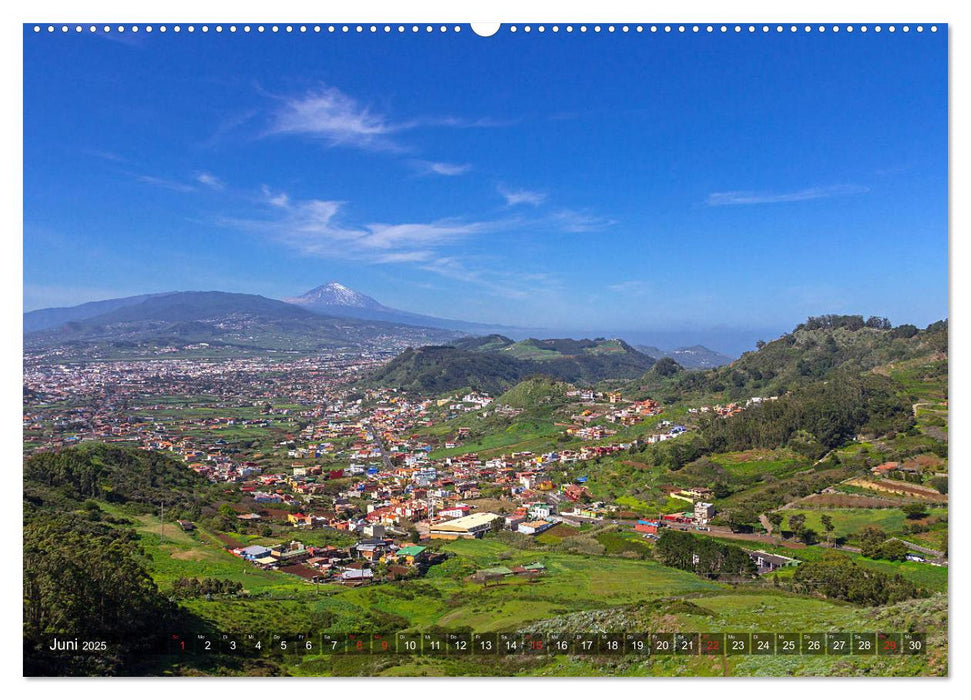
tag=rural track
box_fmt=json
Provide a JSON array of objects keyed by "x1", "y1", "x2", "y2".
[{"x1": 888, "y1": 537, "x2": 946, "y2": 560}]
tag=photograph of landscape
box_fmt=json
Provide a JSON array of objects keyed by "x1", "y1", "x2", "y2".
[{"x1": 22, "y1": 21, "x2": 948, "y2": 678}]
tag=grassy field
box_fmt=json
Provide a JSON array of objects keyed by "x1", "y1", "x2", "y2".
[
  {"x1": 727, "y1": 539, "x2": 949, "y2": 593},
  {"x1": 100, "y1": 494, "x2": 947, "y2": 677},
  {"x1": 708, "y1": 449, "x2": 809, "y2": 479},
  {"x1": 779, "y1": 507, "x2": 948, "y2": 540}
]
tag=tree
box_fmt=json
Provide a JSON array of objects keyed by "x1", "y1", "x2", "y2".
[
  {"x1": 799, "y1": 527, "x2": 819, "y2": 545},
  {"x1": 876, "y1": 539, "x2": 908, "y2": 562},
  {"x1": 792, "y1": 552, "x2": 922, "y2": 605},
  {"x1": 652, "y1": 357, "x2": 682, "y2": 378},
  {"x1": 787, "y1": 513, "x2": 806, "y2": 537},
  {"x1": 858, "y1": 526, "x2": 888, "y2": 558},
  {"x1": 902, "y1": 503, "x2": 928, "y2": 520},
  {"x1": 820, "y1": 514, "x2": 835, "y2": 543}
]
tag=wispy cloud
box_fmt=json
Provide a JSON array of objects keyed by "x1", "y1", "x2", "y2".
[
  {"x1": 268, "y1": 86, "x2": 400, "y2": 150},
  {"x1": 226, "y1": 187, "x2": 511, "y2": 265},
  {"x1": 498, "y1": 185, "x2": 546, "y2": 207},
  {"x1": 267, "y1": 85, "x2": 510, "y2": 152},
  {"x1": 608, "y1": 280, "x2": 652, "y2": 296},
  {"x1": 135, "y1": 174, "x2": 196, "y2": 193},
  {"x1": 195, "y1": 172, "x2": 225, "y2": 190},
  {"x1": 412, "y1": 160, "x2": 472, "y2": 176},
  {"x1": 706, "y1": 184, "x2": 870, "y2": 206},
  {"x1": 551, "y1": 208, "x2": 616, "y2": 232},
  {"x1": 83, "y1": 149, "x2": 127, "y2": 163}
]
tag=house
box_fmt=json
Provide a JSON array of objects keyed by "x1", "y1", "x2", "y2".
[
  {"x1": 362, "y1": 523, "x2": 386, "y2": 539},
  {"x1": 528, "y1": 502, "x2": 556, "y2": 519},
  {"x1": 355, "y1": 539, "x2": 391, "y2": 561},
  {"x1": 429, "y1": 512, "x2": 500, "y2": 540},
  {"x1": 472, "y1": 565, "x2": 513, "y2": 583},
  {"x1": 438, "y1": 504, "x2": 471, "y2": 519},
  {"x1": 504, "y1": 513, "x2": 526, "y2": 529},
  {"x1": 393, "y1": 545, "x2": 428, "y2": 566},
  {"x1": 562, "y1": 484, "x2": 590, "y2": 502},
  {"x1": 287, "y1": 512, "x2": 313, "y2": 527},
  {"x1": 341, "y1": 568, "x2": 374, "y2": 584},
  {"x1": 238, "y1": 545, "x2": 272, "y2": 561},
  {"x1": 517, "y1": 520, "x2": 555, "y2": 535},
  {"x1": 176, "y1": 519, "x2": 195, "y2": 531},
  {"x1": 747, "y1": 550, "x2": 799, "y2": 573},
  {"x1": 271, "y1": 543, "x2": 310, "y2": 564},
  {"x1": 694, "y1": 502, "x2": 715, "y2": 526},
  {"x1": 634, "y1": 519, "x2": 660, "y2": 535},
  {"x1": 872, "y1": 461, "x2": 901, "y2": 475}
]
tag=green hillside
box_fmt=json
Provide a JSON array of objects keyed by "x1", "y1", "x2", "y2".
[
  {"x1": 497, "y1": 377, "x2": 573, "y2": 409},
  {"x1": 367, "y1": 337, "x2": 655, "y2": 395},
  {"x1": 631, "y1": 316, "x2": 947, "y2": 402}
]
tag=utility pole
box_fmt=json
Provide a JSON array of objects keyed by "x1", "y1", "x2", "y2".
[{"x1": 160, "y1": 500, "x2": 165, "y2": 542}]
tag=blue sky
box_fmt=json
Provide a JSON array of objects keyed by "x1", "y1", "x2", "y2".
[{"x1": 23, "y1": 26, "x2": 948, "y2": 354}]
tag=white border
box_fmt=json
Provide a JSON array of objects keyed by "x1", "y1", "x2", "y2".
[{"x1": 4, "y1": 0, "x2": 963, "y2": 698}]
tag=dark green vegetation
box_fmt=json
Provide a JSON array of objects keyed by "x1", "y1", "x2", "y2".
[
  {"x1": 367, "y1": 336, "x2": 655, "y2": 394},
  {"x1": 693, "y1": 371, "x2": 913, "y2": 459},
  {"x1": 24, "y1": 443, "x2": 210, "y2": 513},
  {"x1": 23, "y1": 509, "x2": 180, "y2": 675},
  {"x1": 654, "y1": 530, "x2": 757, "y2": 579},
  {"x1": 23, "y1": 445, "x2": 211, "y2": 675},
  {"x1": 631, "y1": 317, "x2": 947, "y2": 403},
  {"x1": 791, "y1": 552, "x2": 922, "y2": 606},
  {"x1": 24, "y1": 291, "x2": 460, "y2": 355}
]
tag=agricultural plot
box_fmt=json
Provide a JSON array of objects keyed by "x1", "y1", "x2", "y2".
[{"x1": 779, "y1": 508, "x2": 948, "y2": 541}]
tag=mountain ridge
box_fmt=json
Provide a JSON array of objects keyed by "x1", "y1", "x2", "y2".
[
  {"x1": 24, "y1": 290, "x2": 461, "y2": 355},
  {"x1": 365, "y1": 336, "x2": 657, "y2": 395},
  {"x1": 285, "y1": 282, "x2": 535, "y2": 335}
]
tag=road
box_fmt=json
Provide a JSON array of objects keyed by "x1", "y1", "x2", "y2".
[
  {"x1": 365, "y1": 422, "x2": 394, "y2": 471},
  {"x1": 616, "y1": 519, "x2": 807, "y2": 549},
  {"x1": 888, "y1": 537, "x2": 947, "y2": 561}
]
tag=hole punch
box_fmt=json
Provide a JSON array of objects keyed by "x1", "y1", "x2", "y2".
[{"x1": 471, "y1": 23, "x2": 500, "y2": 38}]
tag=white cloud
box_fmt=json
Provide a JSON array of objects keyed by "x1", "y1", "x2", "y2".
[
  {"x1": 608, "y1": 280, "x2": 652, "y2": 296},
  {"x1": 267, "y1": 85, "x2": 509, "y2": 152},
  {"x1": 706, "y1": 184, "x2": 870, "y2": 206},
  {"x1": 268, "y1": 86, "x2": 399, "y2": 150},
  {"x1": 413, "y1": 160, "x2": 472, "y2": 176},
  {"x1": 135, "y1": 174, "x2": 195, "y2": 193},
  {"x1": 195, "y1": 172, "x2": 225, "y2": 190},
  {"x1": 228, "y1": 188, "x2": 507, "y2": 265},
  {"x1": 498, "y1": 185, "x2": 546, "y2": 207},
  {"x1": 260, "y1": 185, "x2": 292, "y2": 209},
  {"x1": 551, "y1": 208, "x2": 616, "y2": 232}
]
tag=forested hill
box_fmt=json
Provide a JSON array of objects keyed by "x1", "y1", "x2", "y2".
[
  {"x1": 364, "y1": 337, "x2": 656, "y2": 395},
  {"x1": 24, "y1": 443, "x2": 209, "y2": 512},
  {"x1": 23, "y1": 444, "x2": 210, "y2": 675},
  {"x1": 630, "y1": 315, "x2": 947, "y2": 402}
]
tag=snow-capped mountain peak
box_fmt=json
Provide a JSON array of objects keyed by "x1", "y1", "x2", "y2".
[{"x1": 286, "y1": 282, "x2": 385, "y2": 310}]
